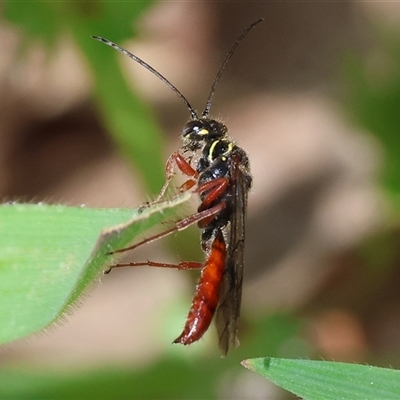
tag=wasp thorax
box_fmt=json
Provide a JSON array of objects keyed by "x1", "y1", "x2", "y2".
[
  {"x1": 182, "y1": 119, "x2": 227, "y2": 142},
  {"x1": 207, "y1": 139, "x2": 234, "y2": 162}
]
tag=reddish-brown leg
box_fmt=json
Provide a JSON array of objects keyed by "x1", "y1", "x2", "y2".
[
  {"x1": 196, "y1": 177, "x2": 229, "y2": 210},
  {"x1": 105, "y1": 260, "x2": 203, "y2": 274},
  {"x1": 185, "y1": 177, "x2": 229, "y2": 228},
  {"x1": 107, "y1": 201, "x2": 227, "y2": 256},
  {"x1": 155, "y1": 152, "x2": 199, "y2": 202}
]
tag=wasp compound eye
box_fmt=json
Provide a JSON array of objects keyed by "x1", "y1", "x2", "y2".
[
  {"x1": 182, "y1": 119, "x2": 227, "y2": 142},
  {"x1": 182, "y1": 120, "x2": 209, "y2": 140}
]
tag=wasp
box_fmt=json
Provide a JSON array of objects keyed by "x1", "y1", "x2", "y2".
[{"x1": 93, "y1": 18, "x2": 263, "y2": 355}]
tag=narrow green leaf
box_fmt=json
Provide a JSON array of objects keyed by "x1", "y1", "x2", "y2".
[
  {"x1": 242, "y1": 357, "x2": 400, "y2": 400},
  {"x1": 0, "y1": 193, "x2": 191, "y2": 344}
]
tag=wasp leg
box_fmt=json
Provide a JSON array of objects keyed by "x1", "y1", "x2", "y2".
[
  {"x1": 105, "y1": 260, "x2": 203, "y2": 274},
  {"x1": 155, "y1": 152, "x2": 199, "y2": 202},
  {"x1": 188, "y1": 177, "x2": 230, "y2": 228},
  {"x1": 106, "y1": 201, "x2": 226, "y2": 257},
  {"x1": 196, "y1": 177, "x2": 229, "y2": 210}
]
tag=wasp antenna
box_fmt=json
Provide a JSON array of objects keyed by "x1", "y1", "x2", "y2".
[
  {"x1": 92, "y1": 35, "x2": 199, "y2": 120},
  {"x1": 202, "y1": 18, "x2": 264, "y2": 118}
]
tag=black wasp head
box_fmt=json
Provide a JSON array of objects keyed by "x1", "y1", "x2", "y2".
[
  {"x1": 181, "y1": 119, "x2": 227, "y2": 152},
  {"x1": 182, "y1": 119, "x2": 227, "y2": 142}
]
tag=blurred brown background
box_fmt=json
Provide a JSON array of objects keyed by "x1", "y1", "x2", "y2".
[{"x1": 1, "y1": 2, "x2": 399, "y2": 397}]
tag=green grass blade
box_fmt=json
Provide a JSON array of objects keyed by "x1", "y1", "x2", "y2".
[
  {"x1": 242, "y1": 357, "x2": 400, "y2": 400},
  {"x1": 0, "y1": 357, "x2": 222, "y2": 400},
  {"x1": 0, "y1": 193, "x2": 191, "y2": 344}
]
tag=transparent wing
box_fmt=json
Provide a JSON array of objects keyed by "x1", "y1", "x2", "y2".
[{"x1": 215, "y1": 158, "x2": 248, "y2": 356}]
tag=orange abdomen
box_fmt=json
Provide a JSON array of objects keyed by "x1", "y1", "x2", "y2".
[{"x1": 173, "y1": 230, "x2": 226, "y2": 345}]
